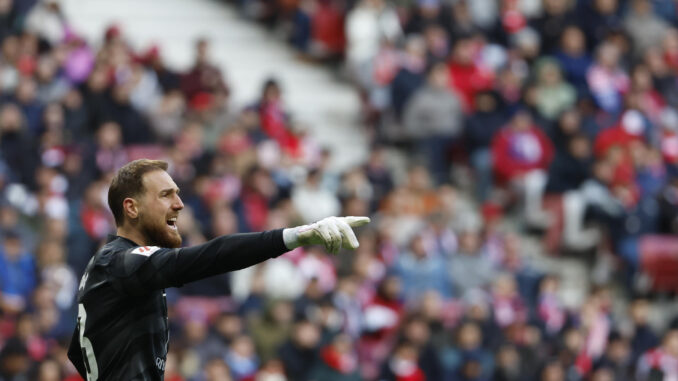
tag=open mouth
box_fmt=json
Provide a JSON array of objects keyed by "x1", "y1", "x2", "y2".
[{"x1": 166, "y1": 217, "x2": 178, "y2": 230}]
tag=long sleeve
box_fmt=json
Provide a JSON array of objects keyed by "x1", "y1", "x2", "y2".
[
  {"x1": 173, "y1": 229, "x2": 288, "y2": 285},
  {"x1": 112, "y1": 229, "x2": 288, "y2": 295}
]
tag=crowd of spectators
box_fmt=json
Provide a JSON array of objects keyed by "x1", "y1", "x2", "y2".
[
  {"x1": 4, "y1": 0, "x2": 678, "y2": 380},
  {"x1": 241, "y1": 0, "x2": 678, "y2": 263}
]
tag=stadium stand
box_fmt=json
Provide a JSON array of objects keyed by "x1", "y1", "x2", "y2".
[{"x1": 5, "y1": 0, "x2": 678, "y2": 380}]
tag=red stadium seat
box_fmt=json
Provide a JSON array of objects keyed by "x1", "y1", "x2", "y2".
[{"x1": 640, "y1": 235, "x2": 678, "y2": 292}]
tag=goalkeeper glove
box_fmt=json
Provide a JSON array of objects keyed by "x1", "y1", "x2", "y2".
[{"x1": 283, "y1": 216, "x2": 370, "y2": 254}]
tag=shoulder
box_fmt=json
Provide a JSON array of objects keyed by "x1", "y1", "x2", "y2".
[
  {"x1": 99, "y1": 237, "x2": 161, "y2": 258},
  {"x1": 94, "y1": 239, "x2": 165, "y2": 276},
  {"x1": 19, "y1": 253, "x2": 36, "y2": 266},
  {"x1": 117, "y1": 244, "x2": 179, "y2": 278},
  {"x1": 127, "y1": 246, "x2": 163, "y2": 257}
]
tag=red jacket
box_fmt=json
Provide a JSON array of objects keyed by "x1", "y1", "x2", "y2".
[
  {"x1": 448, "y1": 62, "x2": 494, "y2": 112},
  {"x1": 312, "y1": 2, "x2": 345, "y2": 54},
  {"x1": 662, "y1": 130, "x2": 678, "y2": 164},
  {"x1": 260, "y1": 101, "x2": 301, "y2": 157},
  {"x1": 593, "y1": 126, "x2": 642, "y2": 158},
  {"x1": 491, "y1": 125, "x2": 554, "y2": 184}
]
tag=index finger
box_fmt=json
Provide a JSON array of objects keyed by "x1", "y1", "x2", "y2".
[
  {"x1": 342, "y1": 216, "x2": 371, "y2": 228},
  {"x1": 336, "y1": 218, "x2": 360, "y2": 249}
]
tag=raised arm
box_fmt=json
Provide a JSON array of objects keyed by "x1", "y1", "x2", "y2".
[{"x1": 113, "y1": 216, "x2": 369, "y2": 295}]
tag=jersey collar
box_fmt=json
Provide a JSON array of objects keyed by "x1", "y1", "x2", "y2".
[{"x1": 106, "y1": 234, "x2": 141, "y2": 247}]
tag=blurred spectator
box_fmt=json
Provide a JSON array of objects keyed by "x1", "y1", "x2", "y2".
[
  {"x1": 333, "y1": 276, "x2": 363, "y2": 339},
  {"x1": 108, "y1": 77, "x2": 154, "y2": 144},
  {"x1": 201, "y1": 357, "x2": 233, "y2": 381},
  {"x1": 181, "y1": 38, "x2": 228, "y2": 100},
  {"x1": 577, "y1": 0, "x2": 623, "y2": 48},
  {"x1": 0, "y1": 0, "x2": 19, "y2": 42},
  {"x1": 257, "y1": 79, "x2": 301, "y2": 158},
  {"x1": 311, "y1": 0, "x2": 347, "y2": 60},
  {"x1": 292, "y1": 169, "x2": 340, "y2": 223},
  {"x1": 378, "y1": 340, "x2": 425, "y2": 381},
  {"x1": 184, "y1": 316, "x2": 216, "y2": 373},
  {"x1": 398, "y1": 315, "x2": 443, "y2": 380},
  {"x1": 533, "y1": 58, "x2": 576, "y2": 121},
  {"x1": 636, "y1": 328, "x2": 678, "y2": 380},
  {"x1": 225, "y1": 335, "x2": 259, "y2": 381},
  {"x1": 89, "y1": 121, "x2": 128, "y2": 177},
  {"x1": 390, "y1": 35, "x2": 427, "y2": 117},
  {"x1": 536, "y1": 274, "x2": 566, "y2": 337},
  {"x1": 465, "y1": 90, "x2": 505, "y2": 201},
  {"x1": 448, "y1": 226, "x2": 495, "y2": 295},
  {"x1": 538, "y1": 360, "x2": 565, "y2": 381},
  {"x1": 555, "y1": 25, "x2": 592, "y2": 96},
  {"x1": 0, "y1": 102, "x2": 38, "y2": 187},
  {"x1": 24, "y1": 1, "x2": 65, "y2": 44},
  {"x1": 658, "y1": 175, "x2": 678, "y2": 235},
  {"x1": 255, "y1": 359, "x2": 287, "y2": 381},
  {"x1": 447, "y1": 35, "x2": 493, "y2": 112},
  {"x1": 37, "y1": 241, "x2": 76, "y2": 312},
  {"x1": 278, "y1": 319, "x2": 321, "y2": 381},
  {"x1": 402, "y1": 61, "x2": 463, "y2": 184},
  {"x1": 0, "y1": 231, "x2": 36, "y2": 312},
  {"x1": 493, "y1": 344, "x2": 522, "y2": 381},
  {"x1": 587, "y1": 42, "x2": 629, "y2": 115},
  {"x1": 308, "y1": 333, "x2": 361, "y2": 381},
  {"x1": 395, "y1": 232, "x2": 451, "y2": 300},
  {"x1": 530, "y1": 0, "x2": 574, "y2": 55},
  {"x1": 490, "y1": 108, "x2": 554, "y2": 186},
  {"x1": 491, "y1": 274, "x2": 527, "y2": 329},
  {"x1": 359, "y1": 275, "x2": 403, "y2": 378},
  {"x1": 546, "y1": 133, "x2": 593, "y2": 194},
  {"x1": 441, "y1": 320, "x2": 493, "y2": 380},
  {"x1": 14, "y1": 312, "x2": 48, "y2": 363},
  {"x1": 32, "y1": 357, "x2": 65, "y2": 381},
  {"x1": 624, "y1": 0, "x2": 669, "y2": 57},
  {"x1": 0, "y1": 338, "x2": 30, "y2": 381},
  {"x1": 595, "y1": 332, "x2": 633, "y2": 381},
  {"x1": 345, "y1": 0, "x2": 402, "y2": 91},
  {"x1": 629, "y1": 299, "x2": 660, "y2": 364},
  {"x1": 62, "y1": 35, "x2": 95, "y2": 85},
  {"x1": 249, "y1": 299, "x2": 294, "y2": 363}
]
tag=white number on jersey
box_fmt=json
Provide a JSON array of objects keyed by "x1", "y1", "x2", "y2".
[{"x1": 78, "y1": 304, "x2": 99, "y2": 380}]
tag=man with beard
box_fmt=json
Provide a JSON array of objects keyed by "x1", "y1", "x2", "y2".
[{"x1": 67, "y1": 159, "x2": 369, "y2": 380}]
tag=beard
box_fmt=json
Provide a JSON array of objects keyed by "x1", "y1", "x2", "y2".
[{"x1": 138, "y1": 212, "x2": 182, "y2": 248}]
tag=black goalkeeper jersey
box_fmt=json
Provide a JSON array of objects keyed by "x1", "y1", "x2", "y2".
[{"x1": 68, "y1": 230, "x2": 287, "y2": 380}]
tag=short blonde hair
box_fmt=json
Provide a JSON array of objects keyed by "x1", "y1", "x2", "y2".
[{"x1": 107, "y1": 159, "x2": 169, "y2": 226}]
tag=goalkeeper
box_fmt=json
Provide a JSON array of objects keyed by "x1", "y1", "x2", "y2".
[{"x1": 67, "y1": 159, "x2": 369, "y2": 380}]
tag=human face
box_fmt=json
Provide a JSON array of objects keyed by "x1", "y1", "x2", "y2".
[
  {"x1": 562, "y1": 27, "x2": 585, "y2": 55},
  {"x1": 429, "y1": 64, "x2": 449, "y2": 89},
  {"x1": 598, "y1": 44, "x2": 620, "y2": 69},
  {"x1": 137, "y1": 170, "x2": 184, "y2": 248},
  {"x1": 511, "y1": 111, "x2": 532, "y2": 131}
]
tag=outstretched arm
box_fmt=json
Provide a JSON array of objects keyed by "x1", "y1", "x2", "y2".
[
  {"x1": 176, "y1": 215, "x2": 370, "y2": 283},
  {"x1": 115, "y1": 216, "x2": 370, "y2": 294}
]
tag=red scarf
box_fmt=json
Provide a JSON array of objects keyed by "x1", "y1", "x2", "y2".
[{"x1": 321, "y1": 346, "x2": 357, "y2": 374}]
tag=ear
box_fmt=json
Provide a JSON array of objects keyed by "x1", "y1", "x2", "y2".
[{"x1": 122, "y1": 197, "x2": 139, "y2": 220}]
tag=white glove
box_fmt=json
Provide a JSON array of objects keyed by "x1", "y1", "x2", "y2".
[{"x1": 283, "y1": 216, "x2": 371, "y2": 254}]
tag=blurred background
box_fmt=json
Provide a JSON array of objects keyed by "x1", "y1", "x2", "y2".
[{"x1": 4, "y1": 0, "x2": 678, "y2": 380}]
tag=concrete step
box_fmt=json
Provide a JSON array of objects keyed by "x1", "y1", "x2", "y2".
[{"x1": 61, "y1": 0, "x2": 368, "y2": 170}]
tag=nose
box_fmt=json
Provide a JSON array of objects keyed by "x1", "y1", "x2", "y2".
[{"x1": 173, "y1": 194, "x2": 184, "y2": 211}]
